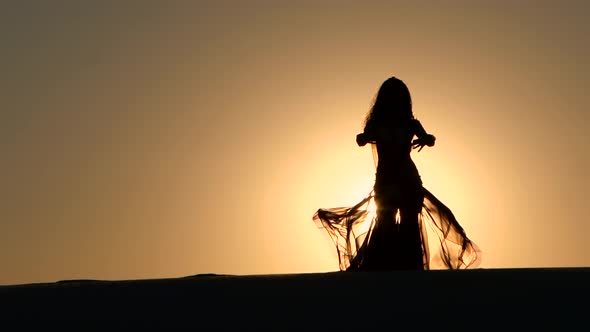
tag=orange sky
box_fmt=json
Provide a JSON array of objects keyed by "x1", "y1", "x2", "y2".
[{"x1": 2, "y1": 1, "x2": 588, "y2": 285}]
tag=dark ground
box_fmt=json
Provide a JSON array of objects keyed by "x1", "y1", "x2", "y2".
[{"x1": 1, "y1": 267, "x2": 587, "y2": 330}]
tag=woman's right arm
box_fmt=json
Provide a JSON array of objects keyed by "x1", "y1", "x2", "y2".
[{"x1": 356, "y1": 122, "x2": 379, "y2": 147}]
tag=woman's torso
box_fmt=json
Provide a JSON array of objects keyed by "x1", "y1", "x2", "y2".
[
  {"x1": 372, "y1": 120, "x2": 423, "y2": 205},
  {"x1": 373, "y1": 120, "x2": 418, "y2": 172}
]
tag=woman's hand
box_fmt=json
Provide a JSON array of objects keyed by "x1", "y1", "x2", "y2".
[
  {"x1": 356, "y1": 133, "x2": 369, "y2": 147},
  {"x1": 412, "y1": 134, "x2": 435, "y2": 152}
]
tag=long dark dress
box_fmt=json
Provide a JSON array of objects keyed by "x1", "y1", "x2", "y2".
[{"x1": 313, "y1": 119, "x2": 481, "y2": 271}]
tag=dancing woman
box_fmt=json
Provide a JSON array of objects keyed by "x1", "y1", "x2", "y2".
[{"x1": 313, "y1": 76, "x2": 481, "y2": 271}]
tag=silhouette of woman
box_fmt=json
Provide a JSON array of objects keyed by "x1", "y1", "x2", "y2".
[{"x1": 313, "y1": 76, "x2": 481, "y2": 271}]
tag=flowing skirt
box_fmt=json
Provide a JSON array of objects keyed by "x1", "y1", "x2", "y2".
[{"x1": 313, "y1": 188, "x2": 482, "y2": 271}]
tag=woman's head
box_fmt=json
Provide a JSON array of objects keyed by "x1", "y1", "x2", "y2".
[{"x1": 364, "y1": 76, "x2": 414, "y2": 130}]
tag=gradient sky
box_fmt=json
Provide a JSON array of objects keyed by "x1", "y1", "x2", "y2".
[{"x1": 2, "y1": 1, "x2": 588, "y2": 285}]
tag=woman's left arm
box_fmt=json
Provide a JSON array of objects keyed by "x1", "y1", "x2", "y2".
[{"x1": 412, "y1": 119, "x2": 436, "y2": 151}]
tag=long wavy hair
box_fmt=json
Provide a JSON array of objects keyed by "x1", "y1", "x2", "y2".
[{"x1": 363, "y1": 76, "x2": 414, "y2": 132}]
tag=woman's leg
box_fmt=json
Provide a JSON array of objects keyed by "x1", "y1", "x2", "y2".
[
  {"x1": 399, "y1": 191, "x2": 425, "y2": 270},
  {"x1": 399, "y1": 208, "x2": 424, "y2": 270}
]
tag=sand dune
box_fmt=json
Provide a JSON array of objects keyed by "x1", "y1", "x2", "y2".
[{"x1": 1, "y1": 267, "x2": 587, "y2": 329}]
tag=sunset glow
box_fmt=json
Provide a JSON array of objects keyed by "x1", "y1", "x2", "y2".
[{"x1": 1, "y1": 1, "x2": 588, "y2": 285}]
